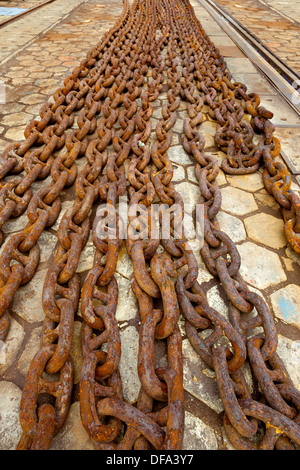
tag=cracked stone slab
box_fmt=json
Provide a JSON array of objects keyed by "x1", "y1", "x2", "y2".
[
  {"x1": 271, "y1": 285, "x2": 300, "y2": 330},
  {"x1": 237, "y1": 242, "x2": 286, "y2": 289},
  {"x1": 182, "y1": 339, "x2": 224, "y2": 414}
]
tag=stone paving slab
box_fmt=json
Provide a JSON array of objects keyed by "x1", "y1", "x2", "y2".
[
  {"x1": 0, "y1": 0, "x2": 299, "y2": 451},
  {"x1": 210, "y1": 0, "x2": 300, "y2": 75}
]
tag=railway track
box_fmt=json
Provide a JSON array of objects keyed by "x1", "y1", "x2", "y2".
[
  {"x1": 0, "y1": 0, "x2": 56, "y2": 28},
  {"x1": 197, "y1": 0, "x2": 300, "y2": 116}
]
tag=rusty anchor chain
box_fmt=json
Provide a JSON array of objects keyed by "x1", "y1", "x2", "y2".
[
  {"x1": 171, "y1": 0, "x2": 300, "y2": 450},
  {"x1": 0, "y1": 0, "x2": 298, "y2": 451},
  {"x1": 0, "y1": 0, "x2": 132, "y2": 343}
]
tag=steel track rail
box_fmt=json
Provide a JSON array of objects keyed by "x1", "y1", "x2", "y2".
[
  {"x1": 0, "y1": 0, "x2": 56, "y2": 28},
  {"x1": 197, "y1": 0, "x2": 300, "y2": 117}
]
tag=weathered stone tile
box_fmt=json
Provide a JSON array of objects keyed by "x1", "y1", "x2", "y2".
[
  {"x1": 276, "y1": 335, "x2": 300, "y2": 389},
  {"x1": 51, "y1": 402, "x2": 94, "y2": 450},
  {"x1": 217, "y1": 210, "x2": 247, "y2": 243},
  {"x1": 226, "y1": 173, "x2": 265, "y2": 192},
  {"x1": 1, "y1": 103, "x2": 25, "y2": 115},
  {"x1": 77, "y1": 233, "x2": 95, "y2": 273},
  {"x1": 244, "y1": 213, "x2": 286, "y2": 249},
  {"x1": 259, "y1": 95, "x2": 300, "y2": 127},
  {"x1": 17, "y1": 326, "x2": 43, "y2": 376},
  {"x1": 216, "y1": 169, "x2": 227, "y2": 186},
  {"x1": 1, "y1": 111, "x2": 31, "y2": 126},
  {"x1": 19, "y1": 93, "x2": 46, "y2": 105},
  {"x1": 182, "y1": 339, "x2": 224, "y2": 413},
  {"x1": 39, "y1": 231, "x2": 58, "y2": 263},
  {"x1": 4, "y1": 126, "x2": 25, "y2": 141},
  {"x1": 187, "y1": 166, "x2": 198, "y2": 184},
  {"x1": 221, "y1": 187, "x2": 258, "y2": 216},
  {"x1": 2, "y1": 212, "x2": 28, "y2": 234},
  {"x1": 233, "y1": 72, "x2": 277, "y2": 95},
  {"x1": 200, "y1": 120, "x2": 218, "y2": 136},
  {"x1": 0, "y1": 382, "x2": 22, "y2": 450},
  {"x1": 115, "y1": 272, "x2": 139, "y2": 322},
  {"x1": 285, "y1": 246, "x2": 300, "y2": 267},
  {"x1": 173, "y1": 164, "x2": 185, "y2": 181},
  {"x1": 205, "y1": 150, "x2": 227, "y2": 166},
  {"x1": 182, "y1": 411, "x2": 219, "y2": 450},
  {"x1": 116, "y1": 243, "x2": 133, "y2": 280},
  {"x1": 176, "y1": 181, "x2": 200, "y2": 209},
  {"x1": 274, "y1": 127, "x2": 300, "y2": 173},
  {"x1": 11, "y1": 269, "x2": 47, "y2": 323},
  {"x1": 271, "y1": 285, "x2": 300, "y2": 330},
  {"x1": 119, "y1": 326, "x2": 140, "y2": 404},
  {"x1": 225, "y1": 58, "x2": 259, "y2": 74},
  {"x1": 254, "y1": 191, "x2": 280, "y2": 210},
  {"x1": 168, "y1": 146, "x2": 191, "y2": 165},
  {"x1": 207, "y1": 284, "x2": 228, "y2": 319},
  {"x1": 188, "y1": 238, "x2": 214, "y2": 283},
  {"x1": 237, "y1": 242, "x2": 286, "y2": 289},
  {"x1": 0, "y1": 318, "x2": 25, "y2": 375}
]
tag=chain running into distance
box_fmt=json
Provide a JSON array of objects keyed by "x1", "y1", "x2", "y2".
[{"x1": 0, "y1": 0, "x2": 299, "y2": 451}]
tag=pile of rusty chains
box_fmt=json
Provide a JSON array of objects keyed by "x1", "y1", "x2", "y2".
[
  {"x1": 80, "y1": 0, "x2": 189, "y2": 450},
  {"x1": 0, "y1": 0, "x2": 133, "y2": 342},
  {"x1": 16, "y1": 0, "x2": 134, "y2": 449},
  {"x1": 0, "y1": 0, "x2": 298, "y2": 451},
  {"x1": 196, "y1": 21, "x2": 300, "y2": 252},
  {"x1": 171, "y1": 0, "x2": 300, "y2": 450}
]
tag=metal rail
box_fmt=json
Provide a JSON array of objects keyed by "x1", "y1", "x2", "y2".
[
  {"x1": 0, "y1": 0, "x2": 55, "y2": 28},
  {"x1": 198, "y1": 0, "x2": 300, "y2": 117}
]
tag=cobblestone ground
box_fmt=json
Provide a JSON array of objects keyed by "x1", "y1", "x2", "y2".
[
  {"x1": 0, "y1": 0, "x2": 299, "y2": 451},
  {"x1": 211, "y1": 0, "x2": 300, "y2": 75}
]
